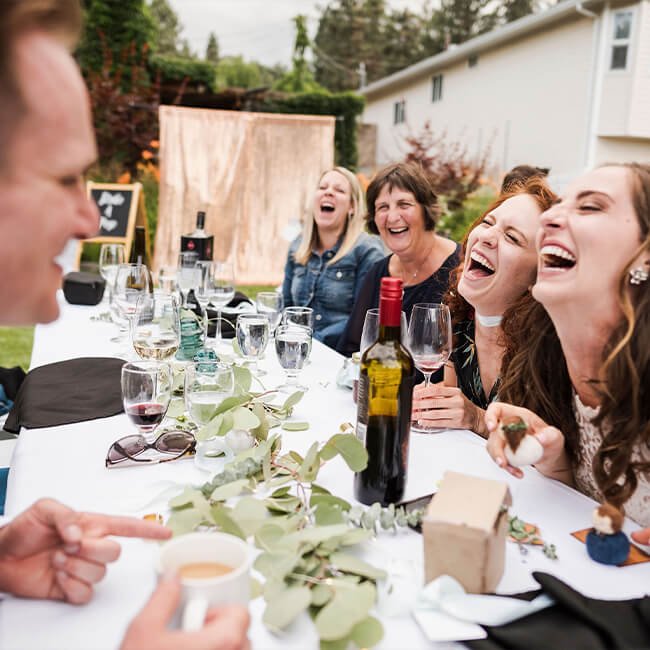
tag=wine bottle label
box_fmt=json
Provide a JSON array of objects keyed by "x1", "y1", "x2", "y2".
[{"x1": 355, "y1": 373, "x2": 369, "y2": 444}]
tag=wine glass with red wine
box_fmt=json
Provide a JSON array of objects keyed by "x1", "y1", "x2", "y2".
[{"x1": 121, "y1": 361, "x2": 172, "y2": 442}]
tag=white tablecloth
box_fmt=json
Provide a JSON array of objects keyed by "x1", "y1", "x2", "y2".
[{"x1": 1, "y1": 294, "x2": 648, "y2": 649}]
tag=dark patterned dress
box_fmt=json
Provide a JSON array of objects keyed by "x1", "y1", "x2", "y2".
[{"x1": 452, "y1": 319, "x2": 499, "y2": 409}]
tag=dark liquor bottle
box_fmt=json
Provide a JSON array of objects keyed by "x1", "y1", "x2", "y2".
[
  {"x1": 181, "y1": 210, "x2": 214, "y2": 261},
  {"x1": 128, "y1": 226, "x2": 153, "y2": 292},
  {"x1": 354, "y1": 277, "x2": 415, "y2": 505}
]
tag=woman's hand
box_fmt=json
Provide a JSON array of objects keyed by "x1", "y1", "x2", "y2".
[
  {"x1": 412, "y1": 383, "x2": 487, "y2": 436},
  {"x1": 484, "y1": 402, "x2": 571, "y2": 482}
]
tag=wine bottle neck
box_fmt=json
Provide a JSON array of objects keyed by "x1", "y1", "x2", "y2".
[{"x1": 378, "y1": 324, "x2": 401, "y2": 342}]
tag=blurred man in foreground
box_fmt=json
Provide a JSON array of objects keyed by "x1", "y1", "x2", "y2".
[{"x1": 0, "y1": 1, "x2": 250, "y2": 648}]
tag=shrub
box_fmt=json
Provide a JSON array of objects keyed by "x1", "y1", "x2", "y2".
[{"x1": 149, "y1": 54, "x2": 217, "y2": 90}]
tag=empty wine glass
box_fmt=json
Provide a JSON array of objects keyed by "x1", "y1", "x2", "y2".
[
  {"x1": 121, "y1": 361, "x2": 172, "y2": 442},
  {"x1": 275, "y1": 323, "x2": 311, "y2": 393},
  {"x1": 99, "y1": 243, "x2": 126, "y2": 305},
  {"x1": 177, "y1": 251, "x2": 200, "y2": 305},
  {"x1": 195, "y1": 261, "x2": 214, "y2": 311},
  {"x1": 236, "y1": 313, "x2": 270, "y2": 376},
  {"x1": 112, "y1": 263, "x2": 151, "y2": 341},
  {"x1": 408, "y1": 303, "x2": 452, "y2": 434},
  {"x1": 131, "y1": 294, "x2": 180, "y2": 361},
  {"x1": 360, "y1": 308, "x2": 408, "y2": 355},
  {"x1": 256, "y1": 291, "x2": 283, "y2": 334},
  {"x1": 210, "y1": 262, "x2": 236, "y2": 350}
]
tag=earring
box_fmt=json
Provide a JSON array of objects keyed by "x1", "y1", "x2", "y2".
[{"x1": 629, "y1": 265, "x2": 649, "y2": 285}]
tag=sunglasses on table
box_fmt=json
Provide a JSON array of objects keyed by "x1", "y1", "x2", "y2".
[{"x1": 106, "y1": 430, "x2": 196, "y2": 468}]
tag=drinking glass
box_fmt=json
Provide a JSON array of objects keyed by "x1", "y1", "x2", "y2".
[
  {"x1": 121, "y1": 361, "x2": 172, "y2": 442},
  {"x1": 177, "y1": 251, "x2": 200, "y2": 305},
  {"x1": 210, "y1": 262, "x2": 236, "y2": 349},
  {"x1": 184, "y1": 360, "x2": 235, "y2": 427},
  {"x1": 184, "y1": 360, "x2": 235, "y2": 471},
  {"x1": 407, "y1": 303, "x2": 452, "y2": 434},
  {"x1": 195, "y1": 261, "x2": 214, "y2": 312},
  {"x1": 112, "y1": 263, "x2": 151, "y2": 339},
  {"x1": 360, "y1": 308, "x2": 408, "y2": 355},
  {"x1": 275, "y1": 324, "x2": 311, "y2": 393},
  {"x1": 282, "y1": 306, "x2": 314, "y2": 331},
  {"x1": 157, "y1": 266, "x2": 178, "y2": 295},
  {"x1": 236, "y1": 313, "x2": 270, "y2": 376},
  {"x1": 131, "y1": 294, "x2": 181, "y2": 361},
  {"x1": 99, "y1": 243, "x2": 126, "y2": 304},
  {"x1": 256, "y1": 291, "x2": 283, "y2": 334}
]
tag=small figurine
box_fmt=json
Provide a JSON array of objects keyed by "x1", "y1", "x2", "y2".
[
  {"x1": 586, "y1": 503, "x2": 630, "y2": 565},
  {"x1": 501, "y1": 416, "x2": 544, "y2": 467}
]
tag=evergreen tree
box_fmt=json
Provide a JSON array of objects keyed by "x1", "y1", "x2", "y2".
[
  {"x1": 149, "y1": 0, "x2": 182, "y2": 55},
  {"x1": 501, "y1": 0, "x2": 537, "y2": 23},
  {"x1": 205, "y1": 32, "x2": 220, "y2": 63},
  {"x1": 274, "y1": 15, "x2": 323, "y2": 92},
  {"x1": 77, "y1": 0, "x2": 155, "y2": 74}
]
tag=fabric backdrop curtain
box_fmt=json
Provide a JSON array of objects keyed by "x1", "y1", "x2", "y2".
[{"x1": 154, "y1": 106, "x2": 336, "y2": 285}]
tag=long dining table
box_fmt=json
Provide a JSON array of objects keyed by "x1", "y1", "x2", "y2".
[{"x1": 1, "y1": 293, "x2": 649, "y2": 650}]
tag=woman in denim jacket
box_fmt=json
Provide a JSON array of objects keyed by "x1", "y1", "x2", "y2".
[{"x1": 282, "y1": 167, "x2": 385, "y2": 349}]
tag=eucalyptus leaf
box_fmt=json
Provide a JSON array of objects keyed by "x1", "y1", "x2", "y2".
[
  {"x1": 329, "y1": 552, "x2": 387, "y2": 580},
  {"x1": 169, "y1": 487, "x2": 203, "y2": 510},
  {"x1": 210, "y1": 478, "x2": 251, "y2": 501},
  {"x1": 321, "y1": 434, "x2": 368, "y2": 472},
  {"x1": 210, "y1": 505, "x2": 246, "y2": 539},
  {"x1": 349, "y1": 616, "x2": 384, "y2": 648},
  {"x1": 271, "y1": 486, "x2": 292, "y2": 498},
  {"x1": 262, "y1": 585, "x2": 311, "y2": 631},
  {"x1": 314, "y1": 503, "x2": 346, "y2": 526},
  {"x1": 281, "y1": 391, "x2": 304, "y2": 411},
  {"x1": 298, "y1": 442, "x2": 320, "y2": 482},
  {"x1": 232, "y1": 496, "x2": 267, "y2": 537},
  {"x1": 254, "y1": 523, "x2": 286, "y2": 551},
  {"x1": 320, "y1": 638, "x2": 350, "y2": 650},
  {"x1": 195, "y1": 413, "x2": 223, "y2": 442},
  {"x1": 231, "y1": 406, "x2": 261, "y2": 431},
  {"x1": 250, "y1": 576, "x2": 263, "y2": 600},
  {"x1": 166, "y1": 508, "x2": 204, "y2": 536},
  {"x1": 217, "y1": 411, "x2": 234, "y2": 436},
  {"x1": 283, "y1": 524, "x2": 350, "y2": 547},
  {"x1": 265, "y1": 495, "x2": 302, "y2": 515},
  {"x1": 233, "y1": 365, "x2": 252, "y2": 393},
  {"x1": 314, "y1": 582, "x2": 376, "y2": 641},
  {"x1": 254, "y1": 551, "x2": 298, "y2": 580},
  {"x1": 166, "y1": 398, "x2": 186, "y2": 419},
  {"x1": 251, "y1": 402, "x2": 269, "y2": 441},
  {"x1": 282, "y1": 421, "x2": 310, "y2": 431},
  {"x1": 339, "y1": 528, "x2": 373, "y2": 546},
  {"x1": 310, "y1": 493, "x2": 352, "y2": 512},
  {"x1": 262, "y1": 577, "x2": 287, "y2": 603},
  {"x1": 310, "y1": 583, "x2": 333, "y2": 607},
  {"x1": 213, "y1": 394, "x2": 250, "y2": 417},
  {"x1": 267, "y1": 474, "x2": 293, "y2": 489}
]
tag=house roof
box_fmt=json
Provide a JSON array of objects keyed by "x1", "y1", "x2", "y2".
[{"x1": 361, "y1": 0, "x2": 608, "y2": 98}]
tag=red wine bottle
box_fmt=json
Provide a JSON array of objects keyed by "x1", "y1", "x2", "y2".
[{"x1": 354, "y1": 277, "x2": 415, "y2": 505}]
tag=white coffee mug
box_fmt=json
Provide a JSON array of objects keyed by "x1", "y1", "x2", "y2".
[{"x1": 158, "y1": 531, "x2": 251, "y2": 631}]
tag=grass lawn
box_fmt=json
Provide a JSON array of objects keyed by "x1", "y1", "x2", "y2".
[{"x1": 0, "y1": 285, "x2": 276, "y2": 372}]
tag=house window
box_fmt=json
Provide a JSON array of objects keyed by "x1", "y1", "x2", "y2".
[
  {"x1": 431, "y1": 74, "x2": 443, "y2": 102},
  {"x1": 394, "y1": 100, "x2": 406, "y2": 124},
  {"x1": 610, "y1": 10, "x2": 633, "y2": 70},
  {"x1": 468, "y1": 54, "x2": 478, "y2": 68}
]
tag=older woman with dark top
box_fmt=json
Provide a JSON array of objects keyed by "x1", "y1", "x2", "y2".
[{"x1": 337, "y1": 162, "x2": 460, "y2": 356}]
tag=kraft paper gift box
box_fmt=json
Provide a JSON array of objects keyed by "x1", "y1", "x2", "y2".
[{"x1": 422, "y1": 471, "x2": 512, "y2": 594}]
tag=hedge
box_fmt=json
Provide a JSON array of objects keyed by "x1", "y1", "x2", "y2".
[{"x1": 149, "y1": 54, "x2": 217, "y2": 91}]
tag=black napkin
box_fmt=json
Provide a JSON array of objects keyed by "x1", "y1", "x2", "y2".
[
  {"x1": 0, "y1": 366, "x2": 26, "y2": 401},
  {"x1": 205, "y1": 291, "x2": 253, "y2": 339},
  {"x1": 3, "y1": 357, "x2": 125, "y2": 433},
  {"x1": 465, "y1": 572, "x2": 650, "y2": 650}
]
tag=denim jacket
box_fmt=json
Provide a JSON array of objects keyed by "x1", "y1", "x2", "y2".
[{"x1": 282, "y1": 232, "x2": 385, "y2": 349}]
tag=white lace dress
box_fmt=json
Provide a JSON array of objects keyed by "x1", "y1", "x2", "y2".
[{"x1": 573, "y1": 392, "x2": 650, "y2": 526}]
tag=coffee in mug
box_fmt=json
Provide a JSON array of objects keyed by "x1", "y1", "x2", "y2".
[{"x1": 178, "y1": 562, "x2": 233, "y2": 580}]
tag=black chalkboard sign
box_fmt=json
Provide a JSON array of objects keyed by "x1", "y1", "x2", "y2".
[{"x1": 77, "y1": 182, "x2": 148, "y2": 268}]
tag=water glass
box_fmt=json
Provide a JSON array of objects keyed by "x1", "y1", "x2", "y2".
[
  {"x1": 121, "y1": 361, "x2": 172, "y2": 441},
  {"x1": 360, "y1": 308, "x2": 408, "y2": 355},
  {"x1": 177, "y1": 251, "x2": 200, "y2": 302},
  {"x1": 99, "y1": 243, "x2": 126, "y2": 304},
  {"x1": 275, "y1": 324, "x2": 311, "y2": 393},
  {"x1": 408, "y1": 303, "x2": 452, "y2": 434},
  {"x1": 210, "y1": 262, "x2": 236, "y2": 349},
  {"x1": 256, "y1": 291, "x2": 283, "y2": 334},
  {"x1": 131, "y1": 294, "x2": 181, "y2": 361},
  {"x1": 157, "y1": 266, "x2": 178, "y2": 295},
  {"x1": 282, "y1": 306, "x2": 314, "y2": 331},
  {"x1": 236, "y1": 313, "x2": 270, "y2": 376},
  {"x1": 112, "y1": 263, "x2": 151, "y2": 334}
]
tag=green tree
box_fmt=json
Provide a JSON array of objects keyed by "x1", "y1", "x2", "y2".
[
  {"x1": 427, "y1": 0, "x2": 497, "y2": 48},
  {"x1": 149, "y1": 0, "x2": 182, "y2": 55},
  {"x1": 500, "y1": 0, "x2": 538, "y2": 23},
  {"x1": 179, "y1": 38, "x2": 194, "y2": 59},
  {"x1": 77, "y1": 0, "x2": 155, "y2": 74},
  {"x1": 205, "y1": 32, "x2": 220, "y2": 63},
  {"x1": 274, "y1": 15, "x2": 323, "y2": 92},
  {"x1": 216, "y1": 56, "x2": 262, "y2": 88}
]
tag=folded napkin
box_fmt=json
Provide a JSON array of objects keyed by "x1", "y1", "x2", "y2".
[
  {"x1": 465, "y1": 572, "x2": 650, "y2": 650},
  {"x1": 3, "y1": 357, "x2": 125, "y2": 433}
]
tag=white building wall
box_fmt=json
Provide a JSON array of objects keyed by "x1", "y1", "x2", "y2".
[
  {"x1": 594, "y1": 137, "x2": 650, "y2": 163},
  {"x1": 627, "y1": 1, "x2": 650, "y2": 137},
  {"x1": 363, "y1": 15, "x2": 598, "y2": 181}
]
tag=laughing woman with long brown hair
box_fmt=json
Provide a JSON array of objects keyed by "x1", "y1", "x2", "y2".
[{"x1": 485, "y1": 163, "x2": 650, "y2": 538}]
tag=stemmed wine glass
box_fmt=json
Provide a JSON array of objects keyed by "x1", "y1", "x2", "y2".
[
  {"x1": 99, "y1": 243, "x2": 126, "y2": 305},
  {"x1": 177, "y1": 251, "x2": 200, "y2": 306},
  {"x1": 111, "y1": 263, "x2": 151, "y2": 343},
  {"x1": 256, "y1": 291, "x2": 283, "y2": 335},
  {"x1": 407, "y1": 303, "x2": 452, "y2": 434},
  {"x1": 275, "y1": 323, "x2": 311, "y2": 393},
  {"x1": 236, "y1": 313, "x2": 270, "y2": 376},
  {"x1": 131, "y1": 293, "x2": 181, "y2": 361},
  {"x1": 282, "y1": 306, "x2": 314, "y2": 331},
  {"x1": 210, "y1": 262, "x2": 235, "y2": 350},
  {"x1": 360, "y1": 308, "x2": 408, "y2": 355},
  {"x1": 121, "y1": 361, "x2": 172, "y2": 442}
]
